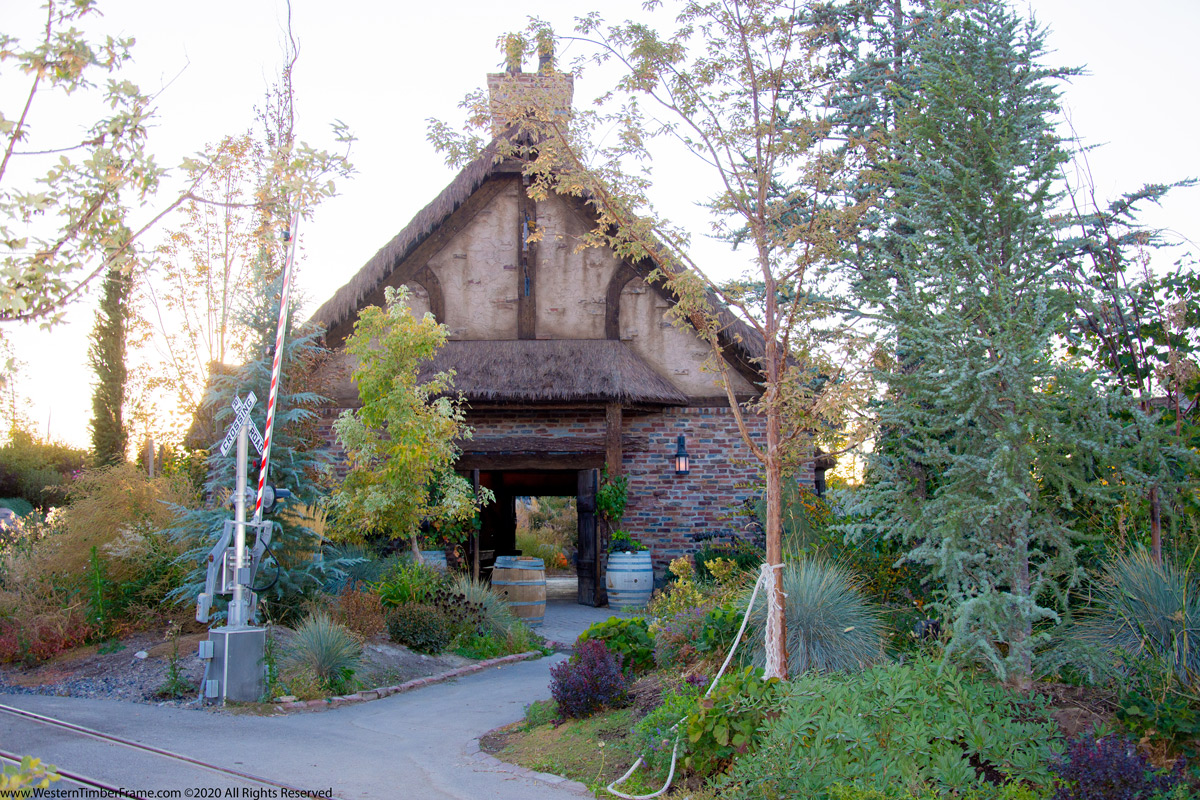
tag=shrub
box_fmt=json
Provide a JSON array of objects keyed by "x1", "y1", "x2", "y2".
[
  {"x1": 523, "y1": 698, "x2": 559, "y2": 729},
  {"x1": 578, "y1": 616, "x2": 654, "y2": 674},
  {"x1": 630, "y1": 684, "x2": 704, "y2": 779},
  {"x1": 282, "y1": 612, "x2": 362, "y2": 695},
  {"x1": 373, "y1": 559, "x2": 445, "y2": 608},
  {"x1": 330, "y1": 586, "x2": 386, "y2": 641},
  {"x1": 385, "y1": 603, "x2": 453, "y2": 654},
  {"x1": 1051, "y1": 734, "x2": 1184, "y2": 800},
  {"x1": 1113, "y1": 655, "x2": 1200, "y2": 767},
  {"x1": 550, "y1": 640, "x2": 629, "y2": 718},
  {"x1": 0, "y1": 755, "x2": 60, "y2": 795},
  {"x1": 0, "y1": 497, "x2": 34, "y2": 518},
  {"x1": 0, "y1": 607, "x2": 95, "y2": 665},
  {"x1": 682, "y1": 667, "x2": 782, "y2": 777},
  {"x1": 695, "y1": 541, "x2": 763, "y2": 583},
  {"x1": 322, "y1": 543, "x2": 386, "y2": 594},
  {"x1": 697, "y1": 604, "x2": 746, "y2": 658},
  {"x1": 648, "y1": 556, "x2": 709, "y2": 619},
  {"x1": 0, "y1": 429, "x2": 86, "y2": 509},
  {"x1": 653, "y1": 606, "x2": 708, "y2": 670},
  {"x1": 743, "y1": 558, "x2": 885, "y2": 675},
  {"x1": 719, "y1": 657, "x2": 1062, "y2": 799}
]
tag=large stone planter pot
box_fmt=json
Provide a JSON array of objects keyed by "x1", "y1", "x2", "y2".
[
  {"x1": 492, "y1": 556, "x2": 546, "y2": 627},
  {"x1": 606, "y1": 550, "x2": 654, "y2": 609}
]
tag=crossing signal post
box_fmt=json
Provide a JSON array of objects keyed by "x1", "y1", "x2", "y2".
[{"x1": 196, "y1": 212, "x2": 301, "y2": 705}]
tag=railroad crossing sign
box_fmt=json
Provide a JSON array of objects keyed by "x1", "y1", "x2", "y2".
[{"x1": 219, "y1": 392, "x2": 264, "y2": 457}]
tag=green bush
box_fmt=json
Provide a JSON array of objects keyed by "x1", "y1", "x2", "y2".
[
  {"x1": 695, "y1": 541, "x2": 763, "y2": 582},
  {"x1": 282, "y1": 612, "x2": 362, "y2": 696},
  {"x1": 718, "y1": 657, "x2": 1062, "y2": 800},
  {"x1": 743, "y1": 558, "x2": 885, "y2": 675},
  {"x1": 523, "y1": 698, "x2": 559, "y2": 729},
  {"x1": 0, "y1": 498, "x2": 34, "y2": 518},
  {"x1": 385, "y1": 603, "x2": 453, "y2": 654},
  {"x1": 373, "y1": 559, "x2": 445, "y2": 608},
  {"x1": 825, "y1": 784, "x2": 1045, "y2": 800},
  {"x1": 684, "y1": 667, "x2": 782, "y2": 777},
  {"x1": 697, "y1": 604, "x2": 746, "y2": 657},
  {"x1": 0, "y1": 429, "x2": 87, "y2": 509},
  {"x1": 630, "y1": 684, "x2": 704, "y2": 779},
  {"x1": 578, "y1": 616, "x2": 655, "y2": 673}
]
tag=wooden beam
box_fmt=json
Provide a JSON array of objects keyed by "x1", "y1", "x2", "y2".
[
  {"x1": 605, "y1": 402, "x2": 623, "y2": 476},
  {"x1": 457, "y1": 453, "x2": 605, "y2": 471},
  {"x1": 517, "y1": 178, "x2": 537, "y2": 339}
]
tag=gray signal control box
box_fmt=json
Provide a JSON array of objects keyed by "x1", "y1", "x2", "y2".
[{"x1": 199, "y1": 626, "x2": 266, "y2": 704}]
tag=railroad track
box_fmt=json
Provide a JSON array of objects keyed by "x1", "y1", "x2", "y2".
[{"x1": 0, "y1": 702, "x2": 340, "y2": 799}]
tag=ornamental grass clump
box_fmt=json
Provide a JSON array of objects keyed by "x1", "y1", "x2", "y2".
[
  {"x1": 282, "y1": 612, "x2": 362, "y2": 696},
  {"x1": 549, "y1": 639, "x2": 629, "y2": 718},
  {"x1": 743, "y1": 558, "x2": 885, "y2": 675},
  {"x1": 1071, "y1": 551, "x2": 1200, "y2": 686}
]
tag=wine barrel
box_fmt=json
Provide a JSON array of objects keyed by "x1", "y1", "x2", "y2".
[
  {"x1": 492, "y1": 556, "x2": 546, "y2": 626},
  {"x1": 606, "y1": 551, "x2": 654, "y2": 608}
]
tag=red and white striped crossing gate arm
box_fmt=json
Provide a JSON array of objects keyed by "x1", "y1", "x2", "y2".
[{"x1": 253, "y1": 211, "x2": 301, "y2": 523}]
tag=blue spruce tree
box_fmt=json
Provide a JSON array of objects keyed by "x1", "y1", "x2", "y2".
[{"x1": 843, "y1": 0, "x2": 1130, "y2": 688}]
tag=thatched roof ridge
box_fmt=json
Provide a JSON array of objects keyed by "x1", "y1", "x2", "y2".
[
  {"x1": 423, "y1": 340, "x2": 688, "y2": 405},
  {"x1": 309, "y1": 141, "x2": 503, "y2": 337}
]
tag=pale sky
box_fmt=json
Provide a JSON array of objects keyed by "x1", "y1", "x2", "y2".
[{"x1": 4, "y1": 0, "x2": 1199, "y2": 449}]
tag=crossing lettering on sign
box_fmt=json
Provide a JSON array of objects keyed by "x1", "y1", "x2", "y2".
[{"x1": 218, "y1": 392, "x2": 264, "y2": 457}]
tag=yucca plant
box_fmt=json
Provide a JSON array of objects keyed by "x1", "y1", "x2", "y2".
[
  {"x1": 1072, "y1": 551, "x2": 1200, "y2": 686},
  {"x1": 282, "y1": 612, "x2": 362, "y2": 695},
  {"x1": 742, "y1": 559, "x2": 885, "y2": 675}
]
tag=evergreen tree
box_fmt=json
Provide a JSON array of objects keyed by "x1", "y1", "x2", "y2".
[
  {"x1": 88, "y1": 263, "x2": 132, "y2": 465},
  {"x1": 842, "y1": 0, "x2": 1126, "y2": 689}
]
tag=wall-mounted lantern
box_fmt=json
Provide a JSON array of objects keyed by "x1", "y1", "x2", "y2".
[{"x1": 674, "y1": 435, "x2": 690, "y2": 476}]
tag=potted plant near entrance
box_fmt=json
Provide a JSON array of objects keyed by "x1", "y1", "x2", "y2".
[{"x1": 598, "y1": 469, "x2": 653, "y2": 608}]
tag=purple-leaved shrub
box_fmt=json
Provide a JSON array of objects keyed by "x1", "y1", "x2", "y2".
[
  {"x1": 1052, "y1": 734, "x2": 1184, "y2": 800},
  {"x1": 550, "y1": 640, "x2": 628, "y2": 718}
]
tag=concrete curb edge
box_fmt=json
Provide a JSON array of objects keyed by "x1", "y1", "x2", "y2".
[{"x1": 273, "y1": 650, "x2": 544, "y2": 711}]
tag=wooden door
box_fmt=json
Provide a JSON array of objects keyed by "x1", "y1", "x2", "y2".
[{"x1": 577, "y1": 468, "x2": 604, "y2": 606}]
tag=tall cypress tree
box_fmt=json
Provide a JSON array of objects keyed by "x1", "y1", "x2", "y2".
[
  {"x1": 843, "y1": 0, "x2": 1127, "y2": 689},
  {"x1": 89, "y1": 264, "x2": 132, "y2": 465}
]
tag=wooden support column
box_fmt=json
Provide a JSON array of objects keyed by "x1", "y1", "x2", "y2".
[
  {"x1": 516, "y1": 178, "x2": 537, "y2": 339},
  {"x1": 471, "y1": 469, "x2": 481, "y2": 582},
  {"x1": 605, "y1": 402, "x2": 623, "y2": 476}
]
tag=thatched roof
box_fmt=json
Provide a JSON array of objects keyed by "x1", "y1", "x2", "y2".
[{"x1": 423, "y1": 340, "x2": 688, "y2": 405}]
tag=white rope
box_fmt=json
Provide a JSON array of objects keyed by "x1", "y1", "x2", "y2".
[
  {"x1": 604, "y1": 562, "x2": 783, "y2": 799},
  {"x1": 762, "y1": 561, "x2": 787, "y2": 680}
]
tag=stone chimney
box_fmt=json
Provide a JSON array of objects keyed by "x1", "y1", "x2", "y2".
[{"x1": 486, "y1": 38, "x2": 573, "y2": 138}]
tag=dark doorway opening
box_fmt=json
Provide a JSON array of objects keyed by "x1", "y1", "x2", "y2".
[{"x1": 473, "y1": 469, "x2": 604, "y2": 606}]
